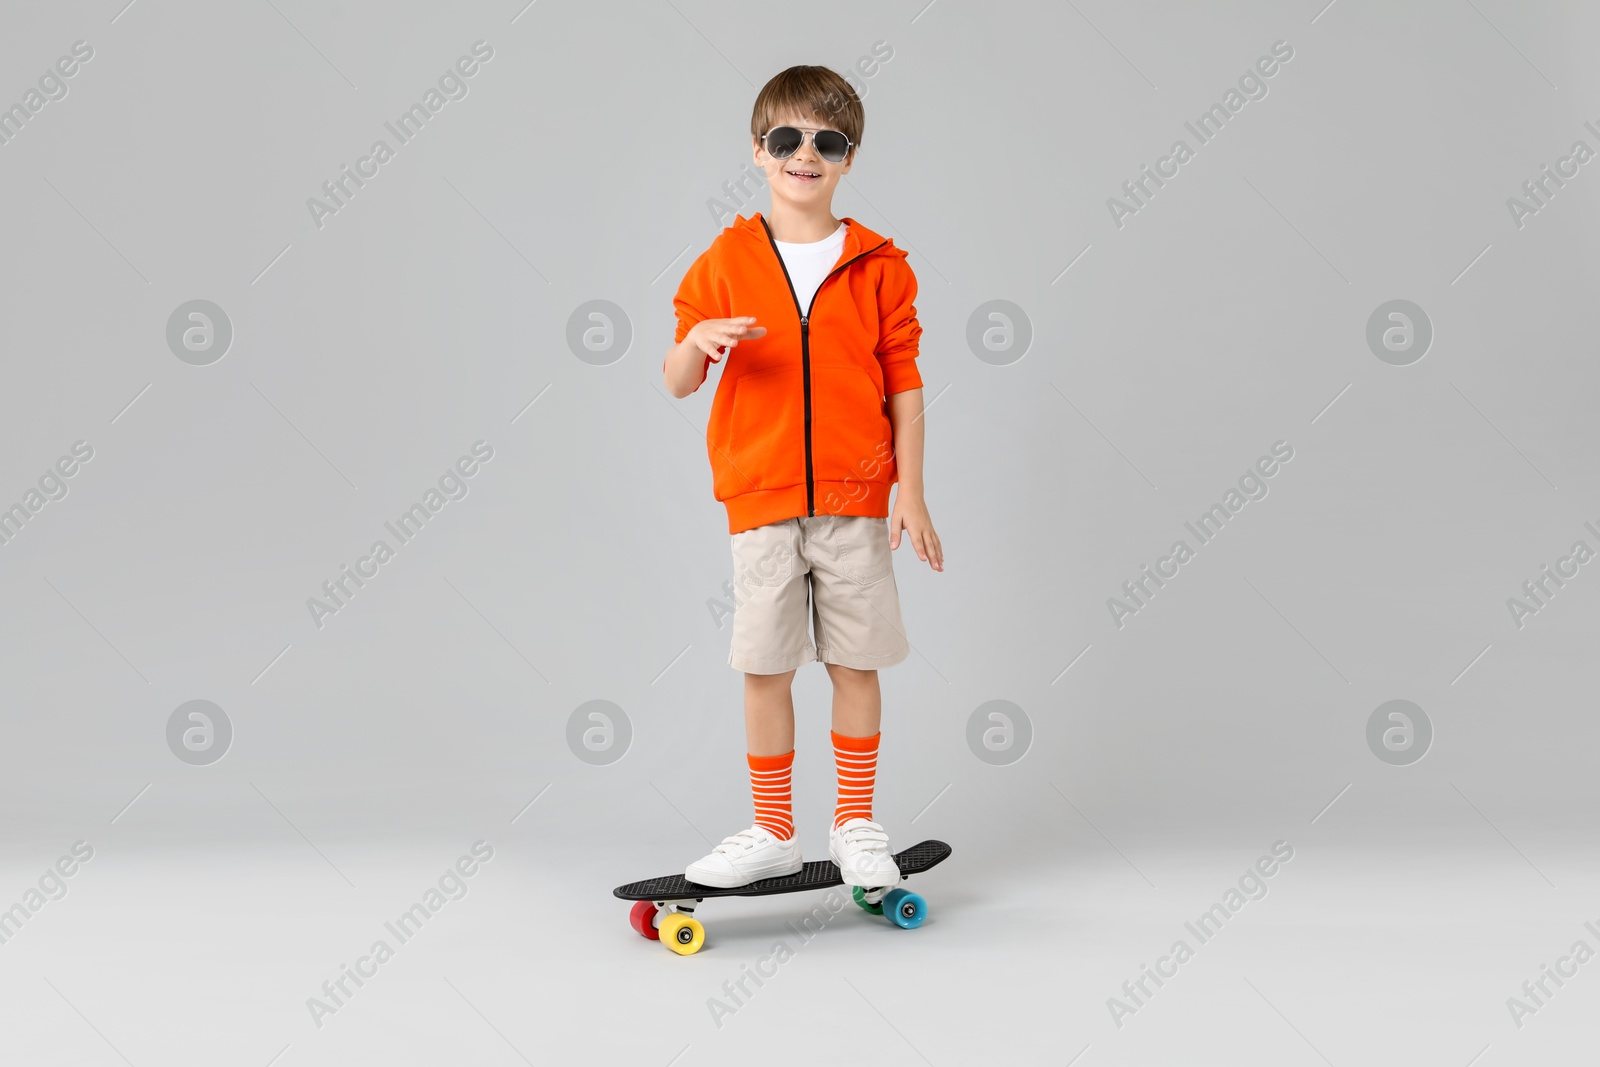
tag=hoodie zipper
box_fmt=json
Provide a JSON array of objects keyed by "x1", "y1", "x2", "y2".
[{"x1": 760, "y1": 217, "x2": 889, "y2": 517}]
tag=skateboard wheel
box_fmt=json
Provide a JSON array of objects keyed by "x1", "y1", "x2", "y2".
[
  {"x1": 882, "y1": 888, "x2": 926, "y2": 929},
  {"x1": 658, "y1": 912, "x2": 706, "y2": 955},
  {"x1": 852, "y1": 886, "x2": 884, "y2": 915},
  {"x1": 629, "y1": 901, "x2": 660, "y2": 940}
]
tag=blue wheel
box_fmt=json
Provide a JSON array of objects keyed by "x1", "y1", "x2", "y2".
[{"x1": 882, "y1": 888, "x2": 926, "y2": 929}]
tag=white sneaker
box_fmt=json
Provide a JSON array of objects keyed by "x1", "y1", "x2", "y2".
[
  {"x1": 685, "y1": 825, "x2": 802, "y2": 888},
  {"x1": 828, "y1": 817, "x2": 901, "y2": 887}
]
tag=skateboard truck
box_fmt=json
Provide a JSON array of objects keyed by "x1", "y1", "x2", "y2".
[{"x1": 651, "y1": 899, "x2": 701, "y2": 923}]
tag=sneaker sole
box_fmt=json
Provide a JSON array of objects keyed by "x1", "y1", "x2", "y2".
[{"x1": 685, "y1": 859, "x2": 803, "y2": 889}]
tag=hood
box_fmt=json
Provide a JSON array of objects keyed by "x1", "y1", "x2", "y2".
[{"x1": 727, "y1": 211, "x2": 906, "y2": 269}]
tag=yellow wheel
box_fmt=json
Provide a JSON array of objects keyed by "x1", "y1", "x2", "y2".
[{"x1": 657, "y1": 912, "x2": 705, "y2": 955}]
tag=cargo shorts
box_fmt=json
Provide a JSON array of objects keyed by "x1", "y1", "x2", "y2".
[{"x1": 728, "y1": 514, "x2": 911, "y2": 674}]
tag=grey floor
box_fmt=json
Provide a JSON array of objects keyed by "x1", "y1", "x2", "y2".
[{"x1": 4, "y1": 823, "x2": 1595, "y2": 1066}]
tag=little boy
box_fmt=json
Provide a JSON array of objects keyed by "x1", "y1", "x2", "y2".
[{"x1": 663, "y1": 65, "x2": 943, "y2": 891}]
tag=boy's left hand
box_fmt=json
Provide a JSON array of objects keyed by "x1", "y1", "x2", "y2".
[{"x1": 890, "y1": 491, "x2": 943, "y2": 572}]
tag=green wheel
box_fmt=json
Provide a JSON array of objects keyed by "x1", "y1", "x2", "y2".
[{"x1": 852, "y1": 885, "x2": 884, "y2": 914}]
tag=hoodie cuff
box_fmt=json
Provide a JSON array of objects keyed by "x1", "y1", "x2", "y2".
[{"x1": 881, "y1": 355, "x2": 923, "y2": 395}]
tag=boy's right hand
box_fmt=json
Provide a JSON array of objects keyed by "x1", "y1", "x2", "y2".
[{"x1": 689, "y1": 317, "x2": 766, "y2": 363}]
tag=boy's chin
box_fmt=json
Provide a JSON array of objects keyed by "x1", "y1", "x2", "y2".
[{"x1": 772, "y1": 187, "x2": 832, "y2": 206}]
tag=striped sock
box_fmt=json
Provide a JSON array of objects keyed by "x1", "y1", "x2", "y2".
[
  {"x1": 748, "y1": 750, "x2": 794, "y2": 840},
  {"x1": 831, "y1": 730, "x2": 880, "y2": 828}
]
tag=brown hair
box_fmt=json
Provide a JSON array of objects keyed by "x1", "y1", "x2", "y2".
[{"x1": 750, "y1": 65, "x2": 863, "y2": 163}]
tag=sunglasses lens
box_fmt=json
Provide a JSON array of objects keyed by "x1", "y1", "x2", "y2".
[
  {"x1": 814, "y1": 130, "x2": 849, "y2": 162},
  {"x1": 766, "y1": 126, "x2": 803, "y2": 158}
]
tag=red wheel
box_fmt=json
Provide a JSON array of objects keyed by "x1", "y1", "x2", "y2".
[{"x1": 629, "y1": 901, "x2": 660, "y2": 940}]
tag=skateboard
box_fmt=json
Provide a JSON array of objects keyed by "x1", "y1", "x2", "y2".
[{"x1": 614, "y1": 839, "x2": 952, "y2": 955}]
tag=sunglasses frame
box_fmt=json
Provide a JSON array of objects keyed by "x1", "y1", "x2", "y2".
[{"x1": 759, "y1": 124, "x2": 854, "y2": 164}]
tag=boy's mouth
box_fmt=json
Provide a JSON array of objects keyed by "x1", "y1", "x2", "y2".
[{"x1": 786, "y1": 169, "x2": 821, "y2": 183}]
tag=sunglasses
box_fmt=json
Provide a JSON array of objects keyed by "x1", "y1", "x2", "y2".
[{"x1": 760, "y1": 125, "x2": 853, "y2": 164}]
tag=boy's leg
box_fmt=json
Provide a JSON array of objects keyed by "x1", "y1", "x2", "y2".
[
  {"x1": 696, "y1": 517, "x2": 810, "y2": 884},
  {"x1": 825, "y1": 663, "x2": 881, "y2": 828},
  {"x1": 686, "y1": 668, "x2": 804, "y2": 884},
  {"x1": 825, "y1": 662, "x2": 880, "y2": 738},
  {"x1": 805, "y1": 514, "x2": 902, "y2": 883},
  {"x1": 744, "y1": 668, "x2": 798, "y2": 755},
  {"x1": 745, "y1": 669, "x2": 797, "y2": 839}
]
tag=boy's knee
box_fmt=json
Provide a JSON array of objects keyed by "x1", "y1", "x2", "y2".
[{"x1": 824, "y1": 663, "x2": 877, "y2": 685}]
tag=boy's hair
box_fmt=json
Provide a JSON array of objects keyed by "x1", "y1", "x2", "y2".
[{"x1": 751, "y1": 65, "x2": 863, "y2": 163}]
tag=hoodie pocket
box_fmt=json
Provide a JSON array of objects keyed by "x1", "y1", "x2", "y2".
[
  {"x1": 810, "y1": 363, "x2": 894, "y2": 492},
  {"x1": 712, "y1": 365, "x2": 807, "y2": 499}
]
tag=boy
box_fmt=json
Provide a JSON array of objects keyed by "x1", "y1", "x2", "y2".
[{"x1": 662, "y1": 65, "x2": 943, "y2": 891}]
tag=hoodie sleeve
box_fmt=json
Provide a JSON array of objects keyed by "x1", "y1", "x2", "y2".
[
  {"x1": 875, "y1": 255, "x2": 924, "y2": 395},
  {"x1": 670, "y1": 246, "x2": 723, "y2": 392},
  {"x1": 673, "y1": 247, "x2": 722, "y2": 344}
]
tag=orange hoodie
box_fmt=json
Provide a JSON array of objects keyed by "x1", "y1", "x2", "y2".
[{"x1": 670, "y1": 212, "x2": 923, "y2": 535}]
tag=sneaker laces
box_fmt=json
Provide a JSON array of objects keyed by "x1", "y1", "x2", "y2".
[
  {"x1": 837, "y1": 821, "x2": 890, "y2": 854},
  {"x1": 711, "y1": 827, "x2": 770, "y2": 856}
]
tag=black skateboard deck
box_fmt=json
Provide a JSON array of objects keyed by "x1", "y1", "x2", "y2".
[
  {"x1": 614, "y1": 839, "x2": 951, "y2": 902},
  {"x1": 616, "y1": 839, "x2": 951, "y2": 953}
]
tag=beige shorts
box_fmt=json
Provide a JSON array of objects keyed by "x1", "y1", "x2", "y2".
[{"x1": 728, "y1": 515, "x2": 911, "y2": 674}]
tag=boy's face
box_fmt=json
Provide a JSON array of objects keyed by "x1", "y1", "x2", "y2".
[{"x1": 753, "y1": 110, "x2": 853, "y2": 211}]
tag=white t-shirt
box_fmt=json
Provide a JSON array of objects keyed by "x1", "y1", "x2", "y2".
[{"x1": 773, "y1": 221, "x2": 848, "y2": 318}]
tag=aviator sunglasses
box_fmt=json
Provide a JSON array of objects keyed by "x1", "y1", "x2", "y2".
[{"x1": 760, "y1": 124, "x2": 853, "y2": 164}]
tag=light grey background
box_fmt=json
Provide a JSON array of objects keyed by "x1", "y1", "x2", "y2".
[{"x1": 2, "y1": 1, "x2": 1598, "y2": 1064}]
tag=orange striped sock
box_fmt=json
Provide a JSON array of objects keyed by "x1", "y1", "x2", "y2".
[
  {"x1": 748, "y1": 750, "x2": 794, "y2": 840},
  {"x1": 831, "y1": 730, "x2": 880, "y2": 828}
]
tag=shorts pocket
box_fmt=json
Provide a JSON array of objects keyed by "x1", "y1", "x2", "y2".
[
  {"x1": 732, "y1": 523, "x2": 795, "y2": 588},
  {"x1": 841, "y1": 517, "x2": 892, "y2": 585}
]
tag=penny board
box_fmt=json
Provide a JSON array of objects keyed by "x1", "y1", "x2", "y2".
[{"x1": 613, "y1": 839, "x2": 951, "y2": 902}]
